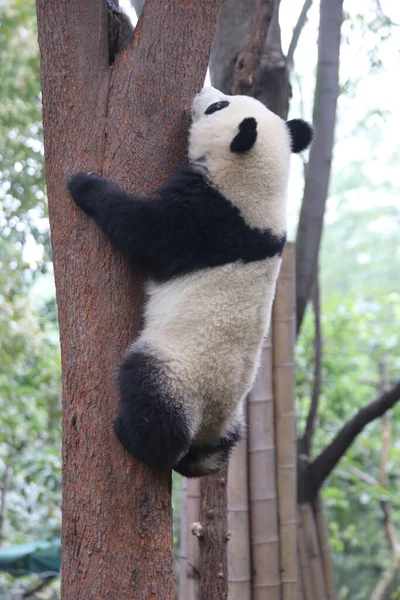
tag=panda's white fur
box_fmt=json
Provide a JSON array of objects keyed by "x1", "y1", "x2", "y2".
[
  {"x1": 67, "y1": 86, "x2": 313, "y2": 477},
  {"x1": 190, "y1": 88, "x2": 290, "y2": 233}
]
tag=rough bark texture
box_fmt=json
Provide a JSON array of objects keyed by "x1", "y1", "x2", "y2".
[
  {"x1": 295, "y1": 0, "x2": 343, "y2": 333},
  {"x1": 232, "y1": 0, "x2": 274, "y2": 96},
  {"x1": 36, "y1": 0, "x2": 223, "y2": 597},
  {"x1": 198, "y1": 468, "x2": 229, "y2": 599}
]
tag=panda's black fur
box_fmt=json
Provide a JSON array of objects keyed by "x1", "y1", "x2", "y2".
[
  {"x1": 67, "y1": 166, "x2": 287, "y2": 283},
  {"x1": 68, "y1": 87, "x2": 313, "y2": 477}
]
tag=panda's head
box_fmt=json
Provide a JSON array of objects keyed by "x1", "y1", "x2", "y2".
[{"x1": 189, "y1": 87, "x2": 313, "y2": 230}]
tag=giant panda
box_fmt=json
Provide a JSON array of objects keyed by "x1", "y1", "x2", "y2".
[{"x1": 67, "y1": 86, "x2": 313, "y2": 477}]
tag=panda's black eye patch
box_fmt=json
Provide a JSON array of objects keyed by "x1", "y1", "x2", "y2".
[{"x1": 205, "y1": 101, "x2": 230, "y2": 115}]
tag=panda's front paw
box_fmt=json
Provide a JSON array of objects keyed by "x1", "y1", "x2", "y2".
[{"x1": 67, "y1": 172, "x2": 105, "y2": 215}]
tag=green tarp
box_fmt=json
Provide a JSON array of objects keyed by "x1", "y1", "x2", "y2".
[{"x1": 0, "y1": 540, "x2": 60, "y2": 577}]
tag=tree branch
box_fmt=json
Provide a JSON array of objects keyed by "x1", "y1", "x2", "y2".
[
  {"x1": 287, "y1": 0, "x2": 313, "y2": 67},
  {"x1": 233, "y1": 0, "x2": 275, "y2": 95},
  {"x1": 301, "y1": 273, "x2": 321, "y2": 457},
  {"x1": 309, "y1": 381, "x2": 400, "y2": 495},
  {"x1": 295, "y1": 0, "x2": 343, "y2": 334},
  {"x1": 23, "y1": 577, "x2": 55, "y2": 598}
]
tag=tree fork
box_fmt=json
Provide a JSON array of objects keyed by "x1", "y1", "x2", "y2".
[{"x1": 36, "y1": 0, "x2": 223, "y2": 597}]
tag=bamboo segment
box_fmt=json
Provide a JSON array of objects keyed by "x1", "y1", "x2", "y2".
[
  {"x1": 315, "y1": 496, "x2": 336, "y2": 600},
  {"x1": 296, "y1": 558, "x2": 305, "y2": 600},
  {"x1": 187, "y1": 478, "x2": 201, "y2": 600},
  {"x1": 297, "y1": 508, "x2": 314, "y2": 600},
  {"x1": 179, "y1": 477, "x2": 189, "y2": 600},
  {"x1": 228, "y1": 435, "x2": 252, "y2": 600},
  {"x1": 248, "y1": 331, "x2": 282, "y2": 600},
  {"x1": 273, "y1": 244, "x2": 297, "y2": 599},
  {"x1": 300, "y1": 503, "x2": 328, "y2": 600}
]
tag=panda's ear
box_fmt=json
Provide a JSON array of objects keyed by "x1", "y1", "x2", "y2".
[
  {"x1": 230, "y1": 117, "x2": 258, "y2": 153},
  {"x1": 286, "y1": 119, "x2": 313, "y2": 153}
]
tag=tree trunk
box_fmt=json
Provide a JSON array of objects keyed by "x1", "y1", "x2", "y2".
[
  {"x1": 295, "y1": 0, "x2": 343, "y2": 333},
  {"x1": 198, "y1": 468, "x2": 229, "y2": 599},
  {"x1": 36, "y1": 0, "x2": 223, "y2": 597}
]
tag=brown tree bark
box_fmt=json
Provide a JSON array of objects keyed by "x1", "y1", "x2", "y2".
[
  {"x1": 36, "y1": 0, "x2": 223, "y2": 597},
  {"x1": 196, "y1": 468, "x2": 229, "y2": 599}
]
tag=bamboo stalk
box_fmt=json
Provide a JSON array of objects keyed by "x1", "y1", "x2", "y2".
[
  {"x1": 315, "y1": 495, "x2": 336, "y2": 600},
  {"x1": 297, "y1": 507, "x2": 314, "y2": 600},
  {"x1": 228, "y1": 435, "x2": 252, "y2": 600},
  {"x1": 187, "y1": 478, "x2": 201, "y2": 600},
  {"x1": 273, "y1": 244, "x2": 297, "y2": 599},
  {"x1": 179, "y1": 477, "x2": 189, "y2": 600},
  {"x1": 296, "y1": 559, "x2": 305, "y2": 600},
  {"x1": 300, "y1": 503, "x2": 328, "y2": 600},
  {"x1": 248, "y1": 331, "x2": 281, "y2": 599}
]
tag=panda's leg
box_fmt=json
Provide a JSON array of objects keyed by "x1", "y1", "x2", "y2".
[
  {"x1": 174, "y1": 421, "x2": 243, "y2": 478},
  {"x1": 114, "y1": 349, "x2": 192, "y2": 467}
]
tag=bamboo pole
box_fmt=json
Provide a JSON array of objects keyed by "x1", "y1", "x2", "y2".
[
  {"x1": 315, "y1": 496, "x2": 336, "y2": 600},
  {"x1": 248, "y1": 331, "x2": 282, "y2": 599},
  {"x1": 297, "y1": 507, "x2": 314, "y2": 600},
  {"x1": 300, "y1": 503, "x2": 328, "y2": 600},
  {"x1": 179, "y1": 477, "x2": 189, "y2": 600},
  {"x1": 296, "y1": 562, "x2": 305, "y2": 600},
  {"x1": 273, "y1": 244, "x2": 298, "y2": 599},
  {"x1": 187, "y1": 479, "x2": 201, "y2": 600},
  {"x1": 227, "y1": 435, "x2": 252, "y2": 600}
]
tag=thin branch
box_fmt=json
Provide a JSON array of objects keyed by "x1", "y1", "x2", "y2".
[
  {"x1": 302, "y1": 273, "x2": 322, "y2": 457},
  {"x1": 287, "y1": 0, "x2": 313, "y2": 67},
  {"x1": 23, "y1": 577, "x2": 55, "y2": 598},
  {"x1": 233, "y1": 0, "x2": 275, "y2": 95},
  {"x1": 374, "y1": 0, "x2": 400, "y2": 26},
  {"x1": 309, "y1": 380, "x2": 400, "y2": 494},
  {"x1": 347, "y1": 465, "x2": 379, "y2": 488}
]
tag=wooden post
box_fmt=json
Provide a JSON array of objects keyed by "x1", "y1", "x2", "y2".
[
  {"x1": 248, "y1": 332, "x2": 281, "y2": 599},
  {"x1": 227, "y1": 436, "x2": 251, "y2": 600},
  {"x1": 300, "y1": 503, "x2": 328, "y2": 600},
  {"x1": 273, "y1": 243, "x2": 298, "y2": 598},
  {"x1": 297, "y1": 507, "x2": 314, "y2": 600},
  {"x1": 198, "y1": 468, "x2": 229, "y2": 599},
  {"x1": 36, "y1": 0, "x2": 223, "y2": 596},
  {"x1": 315, "y1": 496, "x2": 336, "y2": 599}
]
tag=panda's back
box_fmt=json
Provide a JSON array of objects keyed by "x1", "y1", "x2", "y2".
[{"x1": 133, "y1": 256, "x2": 281, "y2": 438}]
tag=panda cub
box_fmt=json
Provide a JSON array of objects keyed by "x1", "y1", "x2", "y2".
[{"x1": 68, "y1": 87, "x2": 313, "y2": 477}]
